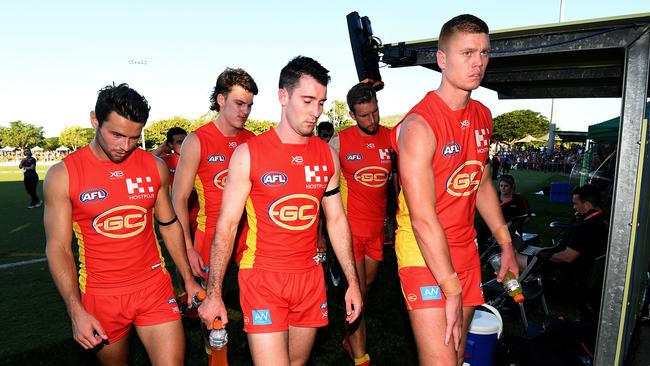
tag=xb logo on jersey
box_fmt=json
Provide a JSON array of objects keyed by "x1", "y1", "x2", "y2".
[
  {"x1": 446, "y1": 160, "x2": 483, "y2": 197},
  {"x1": 354, "y1": 166, "x2": 389, "y2": 187},
  {"x1": 213, "y1": 169, "x2": 228, "y2": 190},
  {"x1": 93, "y1": 205, "x2": 147, "y2": 239},
  {"x1": 268, "y1": 194, "x2": 319, "y2": 230}
]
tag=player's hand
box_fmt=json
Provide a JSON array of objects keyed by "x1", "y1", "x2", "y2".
[
  {"x1": 70, "y1": 307, "x2": 107, "y2": 349},
  {"x1": 198, "y1": 294, "x2": 228, "y2": 329},
  {"x1": 184, "y1": 278, "x2": 204, "y2": 309},
  {"x1": 444, "y1": 292, "x2": 463, "y2": 351},
  {"x1": 497, "y1": 245, "x2": 519, "y2": 282},
  {"x1": 186, "y1": 247, "x2": 205, "y2": 278},
  {"x1": 344, "y1": 283, "x2": 363, "y2": 324}
]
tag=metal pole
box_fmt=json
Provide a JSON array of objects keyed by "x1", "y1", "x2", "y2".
[{"x1": 128, "y1": 59, "x2": 148, "y2": 149}]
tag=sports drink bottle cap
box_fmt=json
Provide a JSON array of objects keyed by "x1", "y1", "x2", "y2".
[{"x1": 513, "y1": 293, "x2": 524, "y2": 303}]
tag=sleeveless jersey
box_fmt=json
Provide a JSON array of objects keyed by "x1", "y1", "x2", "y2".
[
  {"x1": 193, "y1": 122, "x2": 255, "y2": 231},
  {"x1": 390, "y1": 91, "x2": 492, "y2": 270},
  {"x1": 337, "y1": 125, "x2": 392, "y2": 237},
  {"x1": 240, "y1": 129, "x2": 334, "y2": 272},
  {"x1": 161, "y1": 153, "x2": 179, "y2": 186},
  {"x1": 64, "y1": 146, "x2": 165, "y2": 295}
]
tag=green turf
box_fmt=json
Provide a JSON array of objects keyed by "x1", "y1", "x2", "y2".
[{"x1": 0, "y1": 166, "x2": 579, "y2": 365}]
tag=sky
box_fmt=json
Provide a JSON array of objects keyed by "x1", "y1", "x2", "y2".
[{"x1": 0, "y1": 0, "x2": 648, "y2": 138}]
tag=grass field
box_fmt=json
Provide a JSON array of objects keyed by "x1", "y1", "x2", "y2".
[{"x1": 0, "y1": 164, "x2": 575, "y2": 365}]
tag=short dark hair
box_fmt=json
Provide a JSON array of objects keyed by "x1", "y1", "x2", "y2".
[
  {"x1": 573, "y1": 184, "x2": 602, "y2": 207},
  {"x1": 498, "y1": 174, "x2": 515, "y2": 186},
  {"x1": 317, "y1": 121, "x2": 334, "y2": 134},
  {"x1": 166, "y1": 127, "x2": 187, "y2": 143},
  {"x1": 95, "y1": 83, "x2": 150, "y2": 126},
  {"x1": 210, "y1": 68, "x2": 258, "y2": 112},
  {"x1": 346, "y1": 82, "x2": 377, "y2": 114},
  {"x1": 439, "y1": 14, "x2": 489, "y2": 52},
  {"x1": 279, "y1": 56, "x2": 330, "y2": 93}
]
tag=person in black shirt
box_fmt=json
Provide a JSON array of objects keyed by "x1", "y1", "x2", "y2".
[
  {"x1": 19, "y1": 147, "x2": 42, "y2": 208},
  {"x1": 498, "y1": 174, "x2": 531, "y2": 231}
]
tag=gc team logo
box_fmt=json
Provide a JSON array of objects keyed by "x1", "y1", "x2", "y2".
[
  {"x1": 213, "y1": 169, "x2": 228, "y2": 190},
  {"x1": 79, "y1": 188, "x2": 108, "y2": 204},
  {"x1": 261, "y1": 171, "x2": 288, "y2": 187},
  {"x1": 92, "y1": 205, "x2": 147, "y2": 239},
  {"x1": 268, "y1": 194, "x2": 319, "y2": 230},
  {"x1": 353, "y1": 166, "x2": 389, "y2": 188},
  {"x1": 446, "y1": 160, "x2": 483, "y2": 197},
  {"x1": 407, "y1": 293, "x2": 418, "y2": 302}
]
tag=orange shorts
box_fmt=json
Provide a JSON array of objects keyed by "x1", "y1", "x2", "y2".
[
  {"x1": 352, "y1": 233, "x2": 385, "y2": 262},
  {"x1": 81, "y1": 273, "x2": 181, "y2": 343},
  {"x1": 194, "y1": 227, "x2": 215, "y2": 268},
  {"x1": 398, "y1": 265, "x2": 484, "y2": 310},
  {"x1": 238, "y1": 266, "x2": 328, "y2": 333}
]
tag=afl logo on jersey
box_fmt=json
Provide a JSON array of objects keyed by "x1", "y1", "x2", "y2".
[
  {"x1": 207, "y1": 154, "x2": 226, "y2": 164},
  {"x1": 346, "y1": 153, "x2": 363, "y2": 161},
  {"x1": 441, "y1": 142, "x2": 461, "y2": 158},
  {"x1": 92, "y1": 205, "x2": 147, "y2": 239},
  {"x1": 79, "y1": 188, "x2": 108, "y2": 204},
  {"x1": 268, "y1": 194, "x2": 319, "y2": 231},
  {"x1": 353, "y1": 166, "x2": 389, "y2": 188},
  {"x1": 261, "y1": 171, "x2": 288, "y2": 187},
  {"x1": 446, "y1": 160, "x2": 484, "y2": 197},
  {"x1": 213, "y1": 170, "x2": 228, "y2": 190}
]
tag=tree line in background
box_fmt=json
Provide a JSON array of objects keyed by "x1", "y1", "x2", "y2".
[{"x1": 0, "y1": 104, "x2": 551, "y2": 152}]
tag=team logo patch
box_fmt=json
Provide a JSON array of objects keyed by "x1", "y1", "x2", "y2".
[
  {"x1": 420, "y1": 286, "x2": 442, "y2": 301},
  {"x1": 79, "y1": 188, "x2": 108, "y2": 204},
  {"x1": 213, "y1": 169, "x2": 228, "y2": 189},
  {"x1": 346, "y1": 153, "x2": 363, "y2": 161},
  {"x1": 441, "y1": 142, "x2": 461, "y2": 158},
  {"x1": 261, "y1": 171, "x2": 288, "y2": 187},
  {"x1": 407, "y1": 293, "x2": 418, "y2": 302},
  {"x1": 92, "y1": 205, "x2": 147, "y2": 239},
  {"x1": 268, "y1": 194, "x2": 319, "y2": 231},
  {"x1": 446, "y1": 160, "x2": 484, "y2": 197},
  {"x1": 252, "y1": 310, "x2": 272, "y2": 325},
  {"x1": 353, "y1": 166, "x2": 389, "y2": 188},
  {"x1": 208, "y1": 154, "x2": 226, "y2": 163}
]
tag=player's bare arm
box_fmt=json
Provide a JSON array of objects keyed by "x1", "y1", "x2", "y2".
[
  {"x1": 322, "y1": 146, "x2": 363, "y2": 324},
  {"x1": 475, "y1": 164, "x2": 518, "y2": 280},
  {"x1": 44, "y1": 162, "x2": 108, "y2": 349},
  {"x1": 396, "y1": 114, "x2": 463, "y2": 349},
  {"x1": 172, "y1": 132, "x2": 203, "y2": 276},
  {"x1": 153, "y1": 157, "x2": 203, "y2": 303},
  {"x1": 198, "y1": 143, "x2": 251, "y2": 329}
]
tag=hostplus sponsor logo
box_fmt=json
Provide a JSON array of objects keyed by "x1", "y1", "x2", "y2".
[
  {"x1": 305, "y1": 165, "x2": 329, "y2": 190},
  {"x1": 474, "y1": 128, "x2": 490, "y2": 153},
  {"x1": 126, "y1": 176, "x2": 155, "y2": 200},
  {"x1": 379, "y1": 148, "x2": 391, "y2": 162},
  {"x1": 261, "y1": 171, "x2": 288, "y2": 187},
  {"x1": 79, "y1": 188, "x2": 108, "y2": 204},
  {"x1": 420, "y1": 286, "x2": 442, "y2": 301},
  {"x1": 252, "y1": 310, "x2": 272, "y2": 325},
  {"x1": 441, "y1": 142, "x2": 461, "y2": 158}
]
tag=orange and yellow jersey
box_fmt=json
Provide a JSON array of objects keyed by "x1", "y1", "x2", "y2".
[
  {"x1": 390, "y1": 91, "x2": 492, "y2": 270},
  {"x1": 64, "y1": 146, "x2": 165, "y2": 295},
  {"x1": 337, "y1": 125, "x2": 392, "y2": 237},
  {"x1": 240, "y1": 129, "x2": 334, "y2": 272},
  {"x1": 193, "y1": 122, "x2": 255, "y2": 231},
  {"x1": 161, "y1": 153, "x2": 179, "y2": 187}
]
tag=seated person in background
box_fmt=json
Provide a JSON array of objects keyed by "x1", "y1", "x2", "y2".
[
  {"x1": 516, "y1": 184, "x2": 608, "y2": 318},
  {"x1": 498, "y1": 174, "x2": 531, "y2": 229}
]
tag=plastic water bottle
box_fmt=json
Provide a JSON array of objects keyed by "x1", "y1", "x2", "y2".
[
  {"x1": 489, "y1": 254, "x2": 525, "y2": 303},
  {"x1": 192, "y1": 290, "x2": 206, "y2": 308},
  {"x1": 209, "y1": 319, "x2": 228, "y2": 365}
]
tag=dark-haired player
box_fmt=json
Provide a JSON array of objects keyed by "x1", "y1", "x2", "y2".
[{"x1": 44, "y1": 83, "x2": 201, "y2": 365}]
